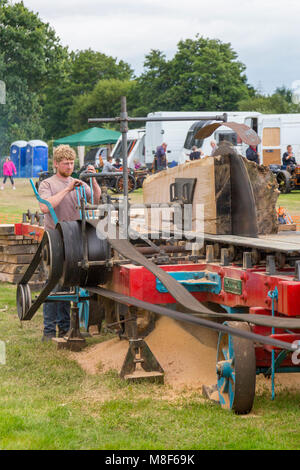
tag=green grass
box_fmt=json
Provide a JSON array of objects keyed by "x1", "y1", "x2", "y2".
[
  {"x1": 278, "y1": 191, "x2": 300, "y2": 213},
  {"x1": 0, "y1": 180, "x2": 300, "y2": 449},
  {"x1": 1, "y1": 284, "x2": 300, "y2": 449}
]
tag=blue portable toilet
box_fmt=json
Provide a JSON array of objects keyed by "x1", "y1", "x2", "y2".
[
  {"x1": 10, "y1": 141, "x2": 27, "y2": 177},
  {"x1": 26, "y1": 140, "x2": 48, "y2": 177}
]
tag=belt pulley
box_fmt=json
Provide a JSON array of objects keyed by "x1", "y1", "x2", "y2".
[
  {"x1": 17, "y1": 228, "x2": 64, "y2": 321},
  {"x1": 17, "y1": 220, "x2": 110, "y2": 321}
]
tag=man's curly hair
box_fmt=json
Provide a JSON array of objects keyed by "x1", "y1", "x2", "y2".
[{"x1": 53, "y1": 145, "x2": 76, "y2": 163}]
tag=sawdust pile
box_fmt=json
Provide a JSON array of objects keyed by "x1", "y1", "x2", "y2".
[
  {"x1": 73, "y1": 315, "x2": 300, "y2": 396},
  {"x1": 73, "y1": 316, "x2": 217, "y2": 389}
]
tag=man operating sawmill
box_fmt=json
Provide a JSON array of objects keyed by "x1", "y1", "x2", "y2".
[{"x1": 38, "y1": 144, "x2": 101, "y2": 341}]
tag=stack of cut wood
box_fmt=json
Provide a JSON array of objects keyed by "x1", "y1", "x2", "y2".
[{"x1": 0, "y1": 224, "x2": 45, "y2": 289}]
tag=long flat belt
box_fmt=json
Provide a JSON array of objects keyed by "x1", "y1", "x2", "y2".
[
  {"x1": 88, "y1": 287, "x2": 297, "y2": 352},
  {"x1": 17, "y1": 229, "x2": 64, "y2": 321},
  {"x1": 108, "y1": 237, "x2": 300, "y2": 330}
]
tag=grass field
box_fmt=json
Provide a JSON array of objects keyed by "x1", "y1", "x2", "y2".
[{"x1": 0, "y1": 181, "x2": 300, "y2": 449}]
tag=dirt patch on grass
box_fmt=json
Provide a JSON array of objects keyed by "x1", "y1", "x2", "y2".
[
  {"x1": 73, "y1": 316, "x2": 300, "y2": 400},
  {"x1": 73, "y1": 316, "x2": 217, "y2": 390}
]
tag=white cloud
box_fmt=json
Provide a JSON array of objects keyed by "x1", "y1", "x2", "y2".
[{"x1": 10, "y1": 0, "x2": 300, "y2": 93}]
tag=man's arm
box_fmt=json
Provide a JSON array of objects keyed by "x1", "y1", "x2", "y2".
[{"x1": 39, "y1": 179, "x2": 82, "y2": 214}]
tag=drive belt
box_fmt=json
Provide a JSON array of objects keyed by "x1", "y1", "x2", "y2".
[
  {"x1": 88, "y1": 287, "x2": 297, "y2": 352},
  {"x1": 108, "y1": 236, "x2": 300, "y2": 330},
  {"x1": 17, "y1": 229, "x2": 64, "y2": 321}
]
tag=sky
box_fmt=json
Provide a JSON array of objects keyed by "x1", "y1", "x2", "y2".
[{"x1": 11, "y1": 0, "x2": 300, "y2": 94}]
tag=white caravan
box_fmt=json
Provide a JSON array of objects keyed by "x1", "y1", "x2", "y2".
[
  {"x1": 182, "y1": 111, "x2": 300, "y2": 166},
  {"x1": 144, "y1": 111, "x2": 221, "y2": 167},
  {"x1": 181, "y1": 111, "x2": 261, "y2": 160},
  {"x1": 145, "y1": 111, "x2": 261, "y2": 167},
  {"x1": 111, "y1": 128, "x2": 145, "y2": 169}
]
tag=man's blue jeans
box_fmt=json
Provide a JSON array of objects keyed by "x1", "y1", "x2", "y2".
[{"x1": 43, "y1": 284, "x2": 70, "y2": 337}]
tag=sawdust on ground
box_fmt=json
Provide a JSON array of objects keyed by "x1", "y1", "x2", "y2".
[
  {"x1": 73, "y1": 316, "x2": 300, "y2": 395},
  {"x1": 73, "y1": 316, "x2": 217, "y2": 390}
]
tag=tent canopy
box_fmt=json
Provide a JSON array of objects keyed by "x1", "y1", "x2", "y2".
[{"x1": 53, "y1": 127, "x2": 120, "y2": 147}]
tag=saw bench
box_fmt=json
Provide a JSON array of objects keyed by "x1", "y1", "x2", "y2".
[{"x1": 14, "y1": 103, "x2": 300, "y2": 414}]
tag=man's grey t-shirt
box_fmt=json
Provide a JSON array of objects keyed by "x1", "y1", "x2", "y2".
[
  {"x1": 102, "y1": 161, "x2": 117, "y2": 173},
  {"x1": 38, "y1": 175, "x2": 91, "y2": 230}
]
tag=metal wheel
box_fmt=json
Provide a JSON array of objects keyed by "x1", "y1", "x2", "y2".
[
  {"x1": 115, "y1": 174, "x2": 136, "y2": 193},
  {"x1": 216, "y1": 321, "x2": 256, "y2": 414},
  {"x1": 277, "y1": 170, "x2": 293, "y2": 193},
  {"x1": 17, "y1": 284, "x2": 32, "y2": 321}
]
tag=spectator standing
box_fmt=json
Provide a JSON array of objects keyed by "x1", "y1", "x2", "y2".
[
  {"x1": 210, "y1": 141, "x2": 217, "y2": 155},
  {"x1": 1, "y1": 157, "x2": 17, "y2": 190},
  {"x1": 155, "y1": 142, "x2": 168, "y2": 171},
  {"x1": 246, "y1": 145, "x2": 260, "y2": 164}
]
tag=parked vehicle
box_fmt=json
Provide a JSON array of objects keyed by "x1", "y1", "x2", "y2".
[
  {"x1": 111, "y1": 128, "x2": 145, "y2": 169},
  {"x1": 84, "y1": 147, "x2": 109, "y2": 167},
  {"x1": 181, "y1": 112, "x2": 300, "y2": 167},
  {"x1": 269, "y1": 163, "x2": 300, "y2": 193}
]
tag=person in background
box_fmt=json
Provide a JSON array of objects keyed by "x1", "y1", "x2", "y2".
[
  {"x1": 210, "y1": 140, "x2": 217, "y2": 155},
  {"x1": 246, "y1": 145, "x2": 260, "y2": 164},
  {"x1": 188, "y1": 146, "x2": 203, "y2": 161},
  {"x1": 134, "y1": 159, "x2": 142, "y2": 170},
  {"x1": 103, "y1": 156, "x2": 120, "y2": 173},
  {"x1": 113, "y1": 158, "x2": 122, "y2": 170},
  {"x1": 282, "y1": 145, "x2": 296, "y2": 166},
  {"x1": 1, "y1": 157, "x2": 17, "y2": 190},
  {"x1": 154, "y1": 142, "x2": 168, "y2": 172},
  {"x1": 38, "y1": 145, "x2": 101, "y2": 341}
]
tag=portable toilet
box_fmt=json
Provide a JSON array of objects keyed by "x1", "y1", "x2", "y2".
[
  {"x1": 26, "y1": 140, "x2": 48, "y2": 177},
  {"x1": 10, "y1": 141, "x2": 27, "y2": 177}
]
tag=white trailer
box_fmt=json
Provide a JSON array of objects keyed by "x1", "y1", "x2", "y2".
[
  {"x1": 145, "y1": 111, "x2": 261, "y2": 166},
  {"x1": 181, "y1": 111, "x2": 300, "y2": 166},
  {"x1": 111, "y1": 128, "x2": 145, "y2": 169},
  {"x1": 254, "y1": 114, "x2": 300, "y2": 165},
  {"x1": 145, "y1": 111, "x2": 213, "y2": 167},
  {"x1": 181, "y1": 111, "x2": 261, "y2": 160}
]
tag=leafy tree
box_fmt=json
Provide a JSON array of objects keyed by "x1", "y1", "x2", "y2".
[
  {"x1": 238, "y1": 88, "x2": 300, "y2": 114},
  {"x1": 42, "y1": 49, "x2": 134, "y2": 139},
  {"x1": 69, "y1": 49, "x2": 133, "y2": 94},
  {"x1": 69, "y1": 79, "x2": 137, "y2": 132},
  {"x1": 0, "y1": 1, "x2": 68, "y2": 153},
  {"x1": 135, "y1": 36, "x2": 251, "y2": 114}
]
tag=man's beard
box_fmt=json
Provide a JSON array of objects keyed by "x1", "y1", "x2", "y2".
[{"x1": 57, "y1": 169, "x2": 73, "y2": 178}]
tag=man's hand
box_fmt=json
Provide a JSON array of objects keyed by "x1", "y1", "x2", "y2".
[
  {"x1": 86, "y1": 165, "x2": 96, "y2": 173},
  {"x1": 67, "y1": 179, "x2": 83, "y2": 192}
]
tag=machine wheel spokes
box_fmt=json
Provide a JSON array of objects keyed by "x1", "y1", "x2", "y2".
[{"x1": 216, "y1": 321, "x2": 256, "y2": 414}]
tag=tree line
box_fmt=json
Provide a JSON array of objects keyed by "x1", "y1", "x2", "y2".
[{"x1": 0, "y1": 1, "x2": 299, "y2": 155}]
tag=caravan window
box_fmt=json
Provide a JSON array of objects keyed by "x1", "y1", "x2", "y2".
[
  {"x1": 215, "y1": 131, "x2": 237, "y2": 146},
  {"x1": 184, "y1": 122, "x2": 206, "y2": 149},
  {"x1": 113, "y1": 140, "x2": 136, "y2": 160}
]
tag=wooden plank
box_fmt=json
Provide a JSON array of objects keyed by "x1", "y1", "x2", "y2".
[
  {"x1": 0, "y1": 263, "x2": 30, "y2": 274},
  {"x1": 0, "y1": 272, "x2": 41, "y2": 283},
  {"x1": 0, "y1": 235, "x2": 25, "y2": 240},
  {"x1": 0, "y1": 239, "x2": 31, "y2": 246},
  {"x1": 0, "y1": 253, "x2": 34, "y2": 263},
  {"x1": 0, "y1": 224, "x2": 15, "y2": 235},
  {"x1": 277, "y1": 224, "x2": 297, "y2": 232},
  {"x1": 0, "y1": 244, "x2": 38, "y2": 254}
]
